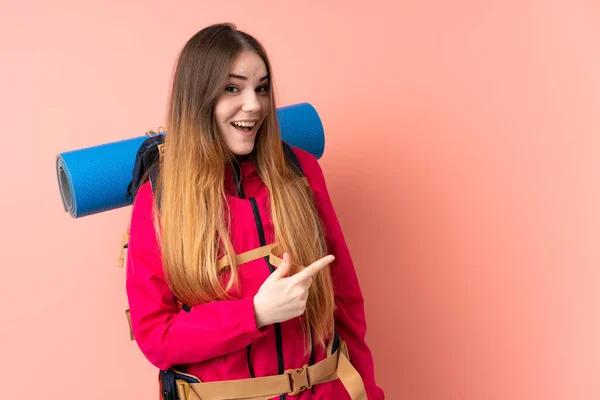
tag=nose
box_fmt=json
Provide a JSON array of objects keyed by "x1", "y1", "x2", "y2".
[{"x1": 241, "y1": 90, "x2": 261, "y2": 114}]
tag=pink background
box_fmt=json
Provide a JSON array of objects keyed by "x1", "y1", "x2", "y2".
[{"x1": 3, "y1": 1, "x2": 600, "y2": 399}]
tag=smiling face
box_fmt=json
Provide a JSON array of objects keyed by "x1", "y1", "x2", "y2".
[{"x1": 214, "y1": 50, "x2": 270, "y2": 156}]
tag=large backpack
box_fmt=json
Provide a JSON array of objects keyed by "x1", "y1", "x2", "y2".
[{"x1": 117, "y1": 131, "x2": 363, "y2": 400}]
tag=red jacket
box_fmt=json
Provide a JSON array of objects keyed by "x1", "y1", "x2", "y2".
[{"x1": 126, "y1": 147, "x2": 385, "y2": 399}]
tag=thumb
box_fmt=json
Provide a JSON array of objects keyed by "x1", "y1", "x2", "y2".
[{"x1": 270, "y1": 253, "x2": 292, "y2": 280}]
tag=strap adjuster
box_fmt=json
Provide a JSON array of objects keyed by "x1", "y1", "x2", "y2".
[{"x1": 285, "y1": 364, "x2": 311, "y2": 396}]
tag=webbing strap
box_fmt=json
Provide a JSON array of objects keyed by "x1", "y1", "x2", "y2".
[
  {"x1": 216, "y1": 242, "x2": 306, "y2": 273},
  {"x1": 176, "y1": 342, "x2": 367, "y2": 400},
  {"x1": 216, "y1": 243, "x2": 278, "y2": 270},
  {"x1": 336, "y1": 341, "x2": 367, "y2": 400}
]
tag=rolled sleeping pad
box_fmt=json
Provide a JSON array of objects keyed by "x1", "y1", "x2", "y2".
[{"x1": 56, "y1": 102, "x2": 325, "y2": 219}]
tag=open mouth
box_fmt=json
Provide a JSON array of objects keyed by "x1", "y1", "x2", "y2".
[{"x1": 231, "y1": 121, "x2": 257, "y2": 133}]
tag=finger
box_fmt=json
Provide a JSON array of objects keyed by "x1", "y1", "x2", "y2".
[
  {"x1": 306, "y1": 276, "x2": 313, "y2": 287},
  {"x1": 292, "y1": 255, "x2": 335, "y2": 283},
  {"x1": 299, "y1": 276, "x2": 313, "y2": 291},
  {"x1": 270, "y1": 253, "x2": 292, "y2": 280}
]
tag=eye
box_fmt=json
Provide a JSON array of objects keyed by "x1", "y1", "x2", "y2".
[
  {"x1": 225, "y1": 86, "x2": 239, "y2": 93},
  {"x1": 256, "y1": 85, "x2": 269, "y2": 94}
]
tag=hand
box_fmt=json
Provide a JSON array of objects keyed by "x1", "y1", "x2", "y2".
[{"x1": 253, "y1": 253, "x2": 335, "y2": 328}]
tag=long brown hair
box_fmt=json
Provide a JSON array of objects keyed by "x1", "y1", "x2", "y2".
[{"x1": 152, "y1": 23, "x2": 335, "y2": 351}]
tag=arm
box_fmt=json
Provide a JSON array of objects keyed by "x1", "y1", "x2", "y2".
[
  {"x1": 296, "y1": 149, "x2": 385, "y2": 400},
  {"x1": 126, "y1": 182, "x2": 267, "y2": 370}
]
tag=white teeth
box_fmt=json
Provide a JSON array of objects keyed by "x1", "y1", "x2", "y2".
[{"x1": 232, "y1": 121, "x2": 256, "y2": 127}]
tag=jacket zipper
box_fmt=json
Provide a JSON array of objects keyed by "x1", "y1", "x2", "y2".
[{"x1": 233, "y1": 164, "x2": 286, "y2": 399}]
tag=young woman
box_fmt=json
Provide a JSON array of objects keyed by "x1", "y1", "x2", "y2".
[{"x1": 126, "y1": 23, "x2": 385, "y2": 400}]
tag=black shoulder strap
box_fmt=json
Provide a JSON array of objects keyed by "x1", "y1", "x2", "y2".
[
  {"x1": 125, "y1": 134, "x2": 165, "y2": 202},
  {"x1": 282, "y1": 141, "x2": 305, "y2": 177},
  {"x1": 149, "y1": 165, "x2": 159, "y2": 193},
  {"x1": 148, "y1": 164, "x2": 161, "y2": 207}
]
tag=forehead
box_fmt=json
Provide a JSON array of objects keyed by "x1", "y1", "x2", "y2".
[{"x1": 229, "y1": 51, "x2": 268, "y2": 78}]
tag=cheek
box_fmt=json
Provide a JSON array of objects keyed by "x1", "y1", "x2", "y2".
[
  {"x1": 214, "y1": 98, "x2": 235, "y2": 122},
  {"x1": 259, "y1": 97, "x2": 270, "y2": 116},
  {"x1": 213, "y1": 101, "x2": 225, "y2": 122},
  {"x1": 213, "y1": 107, "x2": 229, "y2": 136}
]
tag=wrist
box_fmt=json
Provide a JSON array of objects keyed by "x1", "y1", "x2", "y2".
[{"x1": 253, "y1": 295, "x2": 269, "y2": 328}]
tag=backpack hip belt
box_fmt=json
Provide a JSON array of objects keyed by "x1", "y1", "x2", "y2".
[{"x1": 174, "y1": 339, "x2": 367, "y2": 400}]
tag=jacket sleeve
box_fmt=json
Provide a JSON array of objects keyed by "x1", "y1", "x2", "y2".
[
  {"x1": 296, "y1": 149, "x2": 386, "y2": 400},
  {"x1": 125, "y1": 182, "x2": 268, "y2": 370}
]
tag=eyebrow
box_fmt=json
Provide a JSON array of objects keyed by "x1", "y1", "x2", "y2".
[{"x1": 228, "y1": 73, "x2": 269, "y2": 82}]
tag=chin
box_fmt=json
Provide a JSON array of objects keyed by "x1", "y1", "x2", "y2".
[{"x1": 231, "y1": 143, "x2": 255, "y2": 156}]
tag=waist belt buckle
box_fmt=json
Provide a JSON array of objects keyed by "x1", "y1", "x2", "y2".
[{"x1": 285, "y1": 364, "x2": 311, "y2": 396}]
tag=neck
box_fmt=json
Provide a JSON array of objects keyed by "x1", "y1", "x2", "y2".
[{"x1": 233, "y1": 153, "x2": 251, "y2": 163}]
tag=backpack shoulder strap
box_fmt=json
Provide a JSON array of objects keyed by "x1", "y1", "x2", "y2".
[
  {"x1": 148, "y1": 163, "x2": 160, "y2": 195},
  {"x1": 282, "y1": 141, "x2": 305, "y2": 177},
  {"x1": 147, "y1": 163, "x2": 163, "y2": 213},
  {"x1": 125, "y1": 134, "x2": 165, "y2": 202}
]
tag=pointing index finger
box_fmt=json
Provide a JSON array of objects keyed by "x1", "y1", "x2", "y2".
[{"x1": 292, "y1": 255, "x2": 335, "y2": 282}]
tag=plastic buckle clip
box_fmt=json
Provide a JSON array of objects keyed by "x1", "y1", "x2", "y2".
[{"x1": 285, "y1": 364, "x2": 311, "y2": 396}]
